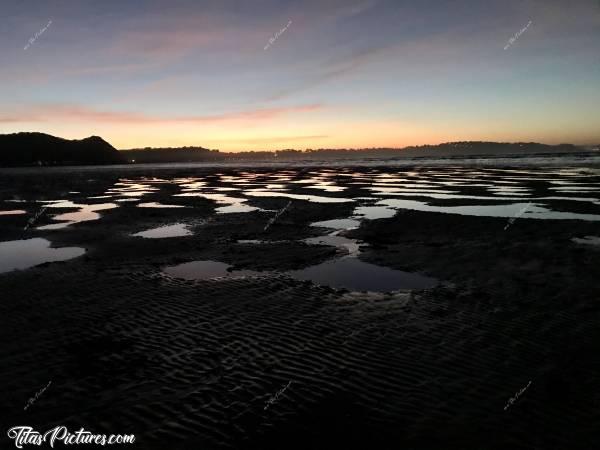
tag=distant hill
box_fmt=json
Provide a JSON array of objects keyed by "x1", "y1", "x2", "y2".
[
  {"x1": 0, "y1": 133, "x2": 591, "y2": 167},
  {"x1": 282, "y1": 142, "x2": 586, "y2": 160},
  {"x1": 0, "y1": 132, "x2": 125, "y2": 166},
  {"x1": 124, "y1": 141, "x2": 587, "y2": 162},
  {"x1": 393, "y1": 141, "x2": 585, "y2": 158}
]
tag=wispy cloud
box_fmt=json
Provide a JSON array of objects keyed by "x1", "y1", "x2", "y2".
[
  {"x1": 108, "y1": 28, "x2": 223, "y2": 60},
  {"x1": 0, "y1": 104, "x2": 323, "y2": 125},
  {"x1": 338, "y1": 0, "x2": 379, "y2": 19},
  {"x1": 267, "y1": 45, "x2": 390, "y2": 101},
  {"x1": 104, "y1": 13, "x2": 268, "y2": 64}
]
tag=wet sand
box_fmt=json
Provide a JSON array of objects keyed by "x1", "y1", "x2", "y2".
[{"x1": 1, "y1": 165, "x2": 599, "y2": 449}]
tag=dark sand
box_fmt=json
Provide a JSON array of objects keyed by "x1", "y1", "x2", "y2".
[{"x1": 1, "y1": 166, "x2": 599, "y2": 449}]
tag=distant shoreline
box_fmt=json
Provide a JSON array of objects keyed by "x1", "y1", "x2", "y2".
[
  {"x1": 1, "y1": 132, "x2": 597, "y2": 168},
  {"x1": 2, "y1": 152, "x2": 600, "y2": 173}
]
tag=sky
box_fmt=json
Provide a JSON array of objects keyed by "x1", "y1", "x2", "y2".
[{"x1": 1, "y1": 0, "x2": 599, "y2": 151}]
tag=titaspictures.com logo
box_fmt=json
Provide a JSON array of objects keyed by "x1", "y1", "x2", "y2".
[{"x1": 7, "y1": 426, "x2": 135, "y2": 448}]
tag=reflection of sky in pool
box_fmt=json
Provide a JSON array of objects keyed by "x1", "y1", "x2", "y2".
[
  {"x1": 379, "y1": 199, "x2": 600, "y2": 221},
  {"x1": 162, "y1": 255, "x2": 438, "y2": 292},
  {"x1": 163, "y1": 260, "x2": 262, "y2": 279},
  {"x1": 244, "y1": 191, "x2": 354, "y2": 203},
  {"x1": 4, "y1": 166, "x2": 595, "y2": 291},
  {"x1": 174, "y1": 192, "x2": 259, "y2": 213},
  {"x1": 133, "y1": 223, "x2": 192, "y2": 238},
  {"x1": 287, "y1": 257, "x2": 438, "y2": 292},
  {"x1": 0, "y1": 238, "x2": 85, "y2": 273},
  {"x1": 38, "y1": 202, "x2": 118, "y2": 229},
  {"x1": 3, "y1": 166, "x2": 599, "y2": 239}
]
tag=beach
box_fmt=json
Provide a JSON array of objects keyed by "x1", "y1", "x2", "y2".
[{"x1": 1, "y1": 163, "x2": 599, "y2": 449}]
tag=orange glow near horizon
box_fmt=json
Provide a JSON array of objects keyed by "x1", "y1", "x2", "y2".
[
  {"x1": 1, "y1": 1, "x2": 599, "y2": 151},
  {"x1": 2, "y1": 116, "x2": 597, "y2": 152}
]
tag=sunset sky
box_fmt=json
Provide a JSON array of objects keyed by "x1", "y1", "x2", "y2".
[{"x1": 1, "y1": 0, "x2": 599, "y2": 151}]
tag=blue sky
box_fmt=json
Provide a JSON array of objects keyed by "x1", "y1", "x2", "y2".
[{"x1": 1, "y1": 0, "x2": 599, "y2": 150}]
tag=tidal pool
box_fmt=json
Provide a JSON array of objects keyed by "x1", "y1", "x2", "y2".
[
  {"x1": 163, "y1": 260, "x2": 263, "y2": 279},
  {"x1": 0, "y1": 210, "x2": 26, "y2": 216},
  {"x1": 133, "y1": 223, "x2": 192, "y2": 238},
  {"x1": 163, "y1": 256, "x2": 437, "y2": 292},
  {"x1": 37, "y1": 202, "x2": 118, "y2": 230},
  {"x1": 0, "y1": 238, "x2": 85, "y2": 273},
  {"x1": 137, "y1": 202, "x2": 186, "y2": 208},
  {"x1": 287, "y1": 257, "x2": 438, "y2": 292}
]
